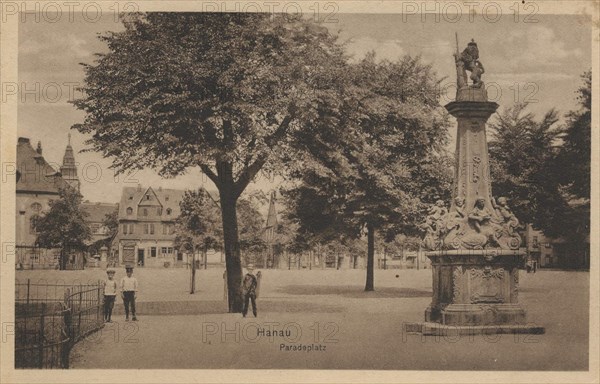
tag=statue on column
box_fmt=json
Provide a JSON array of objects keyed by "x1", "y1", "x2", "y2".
[{"x1": 454, "y1": 38, "x2": 485, "y2": 89}]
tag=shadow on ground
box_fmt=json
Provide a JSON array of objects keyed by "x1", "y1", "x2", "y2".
[
  {"x1": 277, "y1": 285, "x2": 431, "y2": 298},
  {"x1": 112, "y1": 299, "x2": 343, "y2": 315}
]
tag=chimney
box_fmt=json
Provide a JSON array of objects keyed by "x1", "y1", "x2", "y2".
[{"x1": 36, "y1": 141, "x2": 43, "y2": 155}]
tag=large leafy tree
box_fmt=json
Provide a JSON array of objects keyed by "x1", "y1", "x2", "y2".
[
  {"x1": 175, "y1": 189, "x2": 222, "y2": 293},
  {"x1": 555, "y1": 70, "x2": 591, "y2": 199},
  {"x1": 73, "y1": 13, "x2": 346, "y2": 311},
  {"x1": 284, "y1": 54, "x2": 451, "y2": 291},
  {"x1": 550, "y1": 72, "x2": 590, "y2": 263},
  {"x1": 488, "y1": 71, "x2": 591, "y2": 268},
  {"x1": 488, "y1": 103, "x2": 567, "y2": 237},
  {"x1": 33, "y1": 187, "x2": 92, "y2": 270}
]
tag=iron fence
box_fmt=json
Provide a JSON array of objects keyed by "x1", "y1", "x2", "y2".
[{"x1": 15, "y1": 279, "x2": 104, "y2": 369}]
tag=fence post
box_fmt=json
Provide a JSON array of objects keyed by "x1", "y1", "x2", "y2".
[
  {"x1": 97, "y1": 281, "x2": 102, "y2": 326},
  {"x1": 77, "y1": 286, "x2": 83, "y2": 340},
  {"x1": 39, "y1": 303, "x2": 46, "y2": 368},
  {"x1": 62, "y1": 288, "x2": 72, "y2": 369},
  {"x1": 26, "y1": 279, "x2": 31, "y2": 307}
]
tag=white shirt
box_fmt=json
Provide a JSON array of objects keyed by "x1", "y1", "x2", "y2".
[
  {"x1": 120, "y1": 276, "x2": 138, "y2": 292},
  {"x1": 104, "y1": 279, "x2": 118, "y2": 296}
]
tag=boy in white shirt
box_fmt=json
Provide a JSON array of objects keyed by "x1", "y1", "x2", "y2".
[
  {"x1": 120, "y1": 265, "x2": 138, "y2": 321},
  {"x1": 103, "y1": 268, "x2": 117, "y2": 322}
]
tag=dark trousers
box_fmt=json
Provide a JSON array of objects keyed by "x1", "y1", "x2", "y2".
[
  {"x1": 242, "y1": 293, "x2": 257, "y2": 317},
  {"x1": 103, "y1": 295, "x2": 116, "y2": 321},
  {"x1": 123, "y1": 291, "x2": 136, "y2": 318}
]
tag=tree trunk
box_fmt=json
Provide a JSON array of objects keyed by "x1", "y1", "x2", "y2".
[
  {"x1": 365, "y1": 224, "x2": 375, "y2": 291},
  {"x1": 191, "y1": 250, "x2": 196, "y2": 294},
  {"x1": 219, "y1": 188, "x2": 243, "y2": 313}
]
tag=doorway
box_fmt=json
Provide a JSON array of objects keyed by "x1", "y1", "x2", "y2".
[{"x1": 137, "y1": 249, "x2": 145, "y2": 267}]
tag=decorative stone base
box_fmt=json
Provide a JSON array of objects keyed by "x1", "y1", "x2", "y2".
[
  {"x1": 419, "y1": 249, "x2": 542, "y2": 334},
  {"x1": 405, "y1": 322, "x2": 545, "y2": 336}
]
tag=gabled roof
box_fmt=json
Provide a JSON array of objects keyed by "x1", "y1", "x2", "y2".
[
  {"x1": 137, "y1": 186, "x2": 162, "y2": 207},
  {"x1": 16, "y1": 137, "x2": 69, "y2": 194},
  {"x1": 82, "y1": 202, "x2": 119, "y2": 223},
  {"x1": 118, "y1": 186, "x2": 186, "y2": 220}
]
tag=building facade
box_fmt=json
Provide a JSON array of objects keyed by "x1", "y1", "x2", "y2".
[
  {"x1": 112, "y1": 186, "x2": 185, "y2": 268},
  {"x1": 82, "y1": 202, "x2": 119, "y2": 244},
  {"x1": 15, "y1": 137, "x2": 75, "y2": 268}
]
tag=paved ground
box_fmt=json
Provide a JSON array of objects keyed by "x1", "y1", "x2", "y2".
[{"x1": 17, "y1": 268, "x2": 590, "y2": 370}]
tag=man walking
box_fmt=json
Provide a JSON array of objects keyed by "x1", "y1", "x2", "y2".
[
  {"x1": 241, "y1": 264, "x2": 258, "y2": 318},
  {"x1": 120, "y1": 265, "x2": 138, "y2": 321}
]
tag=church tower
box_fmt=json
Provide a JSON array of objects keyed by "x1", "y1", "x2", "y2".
[{"x1": 60, "y1": 134, "x2": 80, "y2": 191}]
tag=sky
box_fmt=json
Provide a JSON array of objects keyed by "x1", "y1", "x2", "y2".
[{"x1": 17, "y1": 12, "x2": 592, "y2": 204}]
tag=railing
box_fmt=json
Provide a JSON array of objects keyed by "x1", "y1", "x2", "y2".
[{"x1": 15, "y1": 279, "x2": 104, "y2": 369}]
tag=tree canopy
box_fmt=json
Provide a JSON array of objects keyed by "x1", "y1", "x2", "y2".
[
  {"x1": 283, "y1": 53, "x2": 452, "y2": 290},
  {"x1": 73, "y1": 13, "x2": 348, "y2": 311},
  {"x1": 33, "y1": 187, "x2": 92, "y2": 270},
  {"x1": 488, "y1": 71, "x2": 591, "y2": 262}
]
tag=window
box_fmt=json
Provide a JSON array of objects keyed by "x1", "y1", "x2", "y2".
[
  {"x1": 129, "y1": 224, "x2": 134, "y2": 234},
  {"x1": 126, "y1": 207, "x2": 133, "y2": 215},
  {"x1": 165, "y1": 196, "x2": 169, "y2": 201},
  {"x1": 91, "y1": 223, "x2": 101, "y2": 233},
  {"x1": 151, "y1": 247, "x2": 157, "y2": 257},
  {"x1": 146, "y1": 194, "x2": 150, "y2": 200},
  {"x1": 166, "y1": 208, "x2": 172, "y2": 215},
  {"x1": 144, "y1": 224, "x2": 149, "y2": 234},
  {"x1": 150, "y1": 224, "x2": 155, "y2": 234},
  {"x1": 143, "y1": 208, "x2": 148, "y2": 216},
  {"x1": 168, "y1": 247, "x2": 173, "y2": 254},
  {"x1": 161, "y1": 247, "x2": 168, "y2": 254},
  {"x1": 162, "y1": 224, "x2": 167, "y2": 235},
  {"x1": 157, "y1": 207, "x2": 162, "y2": 215},
  {"x1": 544, "y1": 243, "x2": 551, "y2": 249},
  {"x1": 128, "y1": 195, "x2": 133, "y2": 200},
  {"x1": 123, "y1": 224, "x2": 127, "y2": 234},
  {"x1": 532, "y1": 236, "x2": 539, "y2": 248},
  {"x1": 31, "y1": 202, "x2": 42, "y2": 212}
]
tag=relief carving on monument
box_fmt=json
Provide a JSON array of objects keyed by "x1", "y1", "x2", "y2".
[
  {"x1": 452, "y1": 266, "x2": 462, "y2": 302},
  {"x1": 421, "y1": 196, "x2": 521, "y2": 251},
  {"x1": 512, "y1": 268, "x2": 519, "y2": 302},
  {"x1": 469, "y1": 266, "x2": 505, "y2": 303}
]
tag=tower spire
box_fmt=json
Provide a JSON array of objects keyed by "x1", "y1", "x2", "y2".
[{"x1": 60, "y1": 134, "x2": 80, "y2": 191}]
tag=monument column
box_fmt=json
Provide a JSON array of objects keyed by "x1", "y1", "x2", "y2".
[
  {"x1": 446, "y1": 101, "x2": 498, "y2": 215},
  {"x1": 410, "y1": 39, "x2": 543, "y2": 335}
]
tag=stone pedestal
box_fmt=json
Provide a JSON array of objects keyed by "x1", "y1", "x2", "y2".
[{"x1": 425, "y1": 250, "x2": 527, "y2": 326}]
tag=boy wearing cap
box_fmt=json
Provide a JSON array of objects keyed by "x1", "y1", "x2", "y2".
[
  {"x1": 103, "y1": 269, "x2": 117, "y2": 322},
  {"x1": 241, "y1": 264, "x2": 258, "y2": 318},
  {"x1": 120, "y1": 265, "x2": 138, "y2": 321}
]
